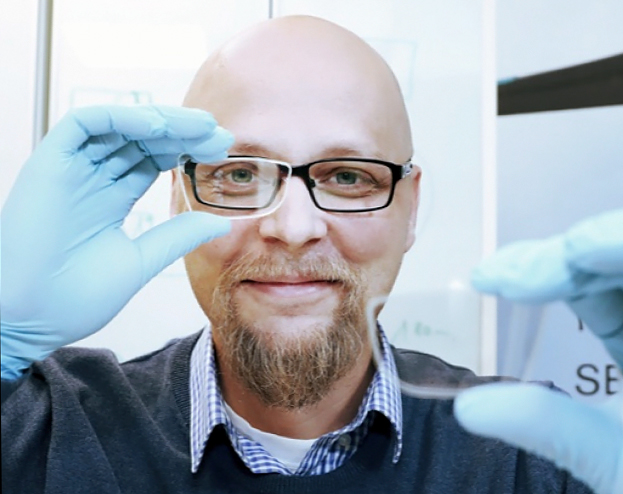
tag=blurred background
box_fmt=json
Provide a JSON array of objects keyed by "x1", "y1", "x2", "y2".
[
  {"x1": 496, "y1": 1, "x2": 622, "y2": 401},
  {"x1": 1, "y1": 0, "x2": 621, "y2": 401}
]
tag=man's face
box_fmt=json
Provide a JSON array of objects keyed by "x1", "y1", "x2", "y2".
[{"x1": 172, "y1": 20, "x2": 420, "y2": 408}]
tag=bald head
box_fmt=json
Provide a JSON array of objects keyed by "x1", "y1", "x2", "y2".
[{"x1": 184, "y1": 15, "x2": 412, "y2": 163}]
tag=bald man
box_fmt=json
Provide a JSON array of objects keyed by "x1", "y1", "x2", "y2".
[{"x1": 1, "y1": 16, "x2": 592, "y2": 493}]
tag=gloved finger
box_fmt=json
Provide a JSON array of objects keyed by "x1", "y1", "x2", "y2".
[
  {"x1": 471, "y1": 236, "x2": 622, "y2": 303},
  {"x1": 566, "y1": 209, "x2": 623, "y2": 276},
  {"x1": 567, "y1": 290, "x2": 623, "y2": 367},
  {"x1": 133, "y1": 212, "x2": 231, "y2": 284},
  {"x1": 89, "y1": 128, "x2": 232, "y2": 182},
  {"x1": 152, "y1": 106, "x2": 222, "y2": 139},
  {"x1": 80, "y1": 132, "x2": 129, "y2": 163},
  {"x1": 98, "y1": 141, "x2": 147, "y2": 179},
  {"x1": 148, "y1": 147, "x2": 230, "y2": 173},
  {"x1": 43, "y1": 105, "x2": 219, "y2": 153},
  {"x1": 471, "y1": 236, "x2": 576, "y2": 303},
  {"x1": 115, "y1": 157, "x2": 161, "y2": 203},
  {"x1": 454, "y1": 383, "x2": 623, "y2": 494},
  {"x1": 136, "y1": 126, "x2": 234, "y2": 165},
  {"x1": 80, "y1": 119, "x2": 233, "y2": 167},
  {"x1": 102, "y1": 126, "x2": 232, "y2": 177}
]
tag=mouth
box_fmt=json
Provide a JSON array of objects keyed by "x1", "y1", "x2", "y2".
[{"x1": 239, "y1": 278, "x2": 340, "y2": 299}]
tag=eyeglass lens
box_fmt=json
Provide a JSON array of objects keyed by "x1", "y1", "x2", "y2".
[
  {"x1": 192, "y1": 159, "x2": 284, "y2": 209},
  {"x1": 308, "y1": 160, "x2": 394, "y2": 211}
]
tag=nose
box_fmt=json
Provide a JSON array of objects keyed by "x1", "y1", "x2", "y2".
[{"x1": 258, "y1": 177, "x2": 328, "y2": 250}]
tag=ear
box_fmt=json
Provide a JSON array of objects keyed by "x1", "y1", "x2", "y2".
[
  {"x1": 170, "y1": 169, "x2": 182, "y2": 217},
  {"x1": 404, "y1": 166, "x2": 422, "y2": 253}
]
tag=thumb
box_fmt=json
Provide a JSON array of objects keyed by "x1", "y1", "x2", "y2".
[
  {"x1": 454, "y1": 383, "x2": 623, "y2": 494},
  {"x1": 134, "y1": 212, "x2": 231, "y2": 283},
  {"x1": 567, "y1": 290, "x2": 623, "y2": 368}
]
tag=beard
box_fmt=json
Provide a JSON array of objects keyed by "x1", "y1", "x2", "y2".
[{"x1": 209, "y1": 250, "x2": 368, "y2": 410}]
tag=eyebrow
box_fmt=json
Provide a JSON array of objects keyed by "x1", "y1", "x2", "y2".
[
  {"x1": 229, "y1": 142, "x2": 272, "y2": 158},
  {"x1": 229, "y1": 141, "x2": 387, "y2": 162}
]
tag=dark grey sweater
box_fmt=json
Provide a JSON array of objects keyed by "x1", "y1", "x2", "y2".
[{"x1": 1, "y1": 333, "x2": 592, "y2": 493}]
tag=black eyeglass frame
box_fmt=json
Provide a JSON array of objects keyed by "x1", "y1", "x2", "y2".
[{"x1": 182, "y1": 155, "x2": 414, "y2": 213}]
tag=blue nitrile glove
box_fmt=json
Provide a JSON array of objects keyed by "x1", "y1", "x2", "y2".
[
  {"x1": 455, "y1": 209, "x2": 623, "y2": 494},
  {"x1": 1, "y1": 105, "x2": 233, "y2": 380}
]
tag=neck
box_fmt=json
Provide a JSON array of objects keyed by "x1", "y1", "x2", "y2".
[{"x1": 217, "y1": 347, "x2": 375, "y2": 439}]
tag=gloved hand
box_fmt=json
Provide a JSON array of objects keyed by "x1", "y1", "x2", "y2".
[
  {"x1": 455, "y1": 209, "x2": 623, "y2": 494},
  {"x1": 1, "y1": 105, "x2": 233, "y2": 380}
]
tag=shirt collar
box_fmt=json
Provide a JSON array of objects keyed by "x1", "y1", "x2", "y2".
[{"x1": 189, "y1": 324, "x2": 403, "y2": 473}]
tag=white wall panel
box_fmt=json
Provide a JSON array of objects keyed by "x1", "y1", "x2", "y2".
[{"x1": 0, "y1": 1, "x2": 38, "y2": 205}]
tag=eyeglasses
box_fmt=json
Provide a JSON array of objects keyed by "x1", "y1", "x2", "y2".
[{"x1": 177, "y1": 155, "x2": 414, "y2": 218}]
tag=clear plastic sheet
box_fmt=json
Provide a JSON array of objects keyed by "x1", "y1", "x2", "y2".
[{"x1": 366, "y1": 292, "x2": 542, "y2": 399}]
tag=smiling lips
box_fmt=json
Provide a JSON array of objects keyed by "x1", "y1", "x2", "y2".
[{"x1": 241, "y1": 278, "x2": 338, "y2": 298}]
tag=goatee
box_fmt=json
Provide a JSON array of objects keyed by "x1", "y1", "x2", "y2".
[{"x1": 210, "y1": 251, "x2": 367, "y2": 410}]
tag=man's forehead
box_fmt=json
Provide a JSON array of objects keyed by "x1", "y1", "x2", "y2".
[
  {"x1": 187, "y1": 16, "x2": 402, "y2": 104},
  {"x1": 218, "y1": 16, "x2": 376, "y2": 70},
  {"x1": 183, "y1": 15, "x2": 413, "y2": 162}
]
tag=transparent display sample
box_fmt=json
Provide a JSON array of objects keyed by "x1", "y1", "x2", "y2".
[
  {"x1": 176, "y1": 155, "x2": 290, "y2": 219},
  {"x1": 367, "y1": 292, "x2": 539, "y2": 399}
]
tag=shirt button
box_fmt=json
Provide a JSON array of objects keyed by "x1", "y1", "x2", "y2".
[{"x1": 338, "y1": 434, "x2": 351, "y2": 448}]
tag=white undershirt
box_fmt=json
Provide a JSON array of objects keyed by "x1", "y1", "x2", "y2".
[{"x1": 223, "y1": 401, "x2": 317, "y2": 473}]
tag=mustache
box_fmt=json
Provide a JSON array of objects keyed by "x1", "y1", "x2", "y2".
[{"x1": 217, "y1": 250, "x2": 364, "y2": 287}]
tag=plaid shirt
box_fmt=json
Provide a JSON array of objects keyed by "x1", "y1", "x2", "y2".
[{"x1": 189, "y1": 325, "x2": 403, "y2": 475}]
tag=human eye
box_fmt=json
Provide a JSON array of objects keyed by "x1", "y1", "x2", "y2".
[
  {"x1": 221, "y1": 165, "x2": 255, "y2": 184},
  {"x1": 333, "y1": 169, "x2": 361, "y2": 185},
  {"x1": 196, "y1": 161, "x2": 262, "y2": 197},
  {"x1": 312, "y1": 161, "x2": 390, "y2": 197}
]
